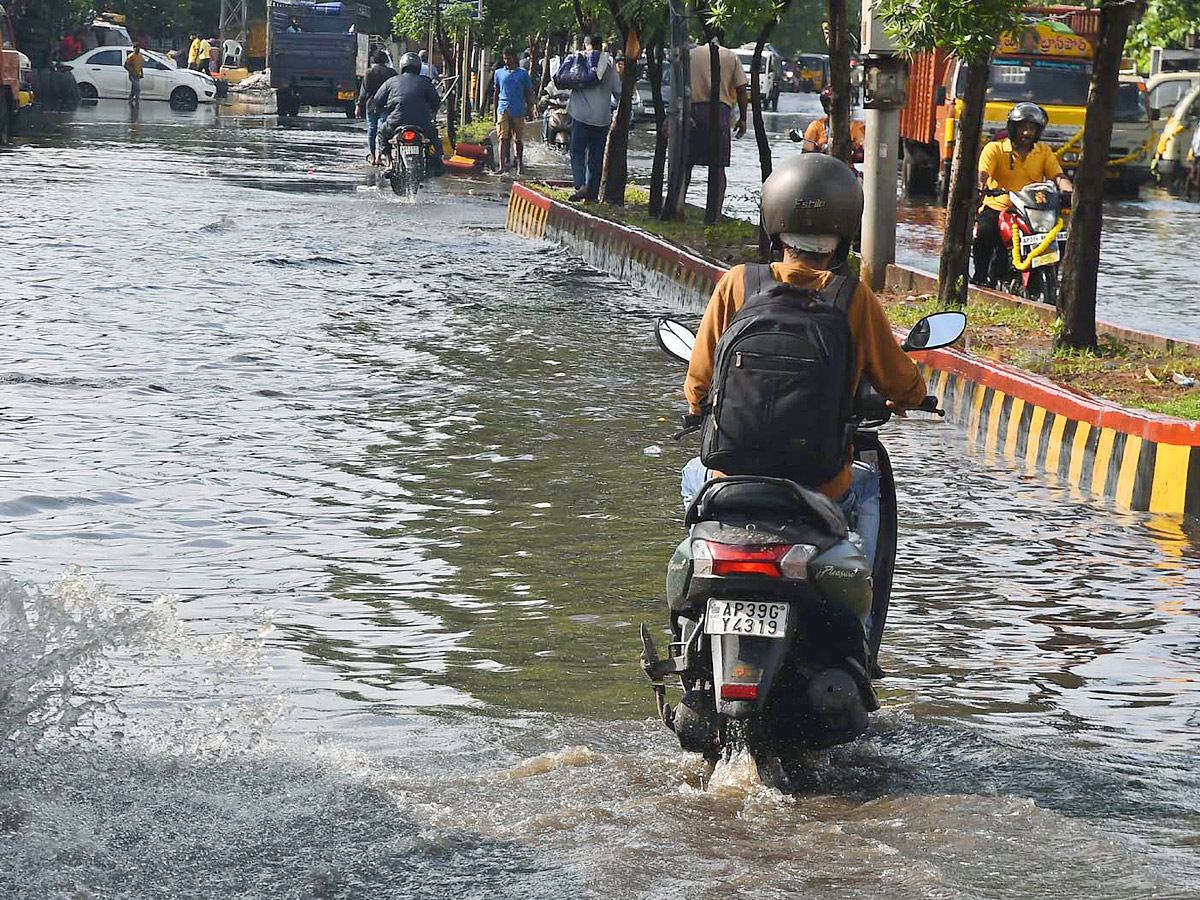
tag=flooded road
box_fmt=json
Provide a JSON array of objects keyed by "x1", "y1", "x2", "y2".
[
  {"x1": 629, "y1": 92, "x2": 1200, "y2": 343},
  {"x1": 2, "y1": 101, "x2": 1200, "y2": 899}
]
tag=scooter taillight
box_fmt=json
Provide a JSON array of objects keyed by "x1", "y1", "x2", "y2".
[
  {"x1": 401, "y1": 129, "x2": 418, "y2": 142},
  {"x1": 721, "y1": 683, "x2": 759, "y2": 700},
  {"x1": 693, "y1": 541, "x2": 813, "y2": 578}
]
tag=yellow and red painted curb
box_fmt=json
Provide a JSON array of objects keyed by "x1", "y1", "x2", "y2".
[{"x1": 505, "y1": 184, "x2": 1200, "y2": 515}]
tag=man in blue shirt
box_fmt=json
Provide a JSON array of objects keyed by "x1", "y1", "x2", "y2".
[{"x1": 492, "y1": 48, "x2": 536, "y2": 174}]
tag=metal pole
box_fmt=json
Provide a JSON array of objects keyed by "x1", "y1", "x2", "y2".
[{"x1": 860, "y1": 107, "x2": 899, "y2": 290}]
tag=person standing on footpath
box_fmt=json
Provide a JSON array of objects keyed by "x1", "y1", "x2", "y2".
[
  {"x1": 357, "y1": 50, "x2": 398, "y2": 165},
  {"x1": 565, "y1": 34, "x2": 620, "y2": 203},
  {"x1": 123, "y1": 44, "x2": 144, "y2": 105},
  {"x1": 188, "y1": 32, "x2": 202, "y2": 70},
  {"x1": 492, "y1": 48, "x2": 536, "y2": 174},
  {"x1": 685, "y1": 34, "x2": 748, "y2": 217}
]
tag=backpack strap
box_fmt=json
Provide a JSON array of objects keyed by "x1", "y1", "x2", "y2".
[
  {"x1": 741, "y1": 263, "x2": 774, "y2": 304},
  {"x1": 818, "y1": 273, "x2": 859, "y2": 313}
]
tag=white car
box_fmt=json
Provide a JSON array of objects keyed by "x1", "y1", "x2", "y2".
[{"x1": 64, "y1": 46, "x2": 217, "y2": 109}]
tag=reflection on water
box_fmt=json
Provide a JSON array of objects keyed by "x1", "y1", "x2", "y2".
[{"x1": 0, "y1": 100, "x2": 1198, "y2": 897}]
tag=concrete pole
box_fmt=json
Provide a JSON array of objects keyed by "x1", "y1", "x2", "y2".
[
  {"x1": 860, "y1": 107, "x2": 899, "y2": 290},
  {"x1": 858, "y1": 0, "x2": 901, "y2": 291}
]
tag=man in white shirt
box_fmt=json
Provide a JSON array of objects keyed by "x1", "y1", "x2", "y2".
[{"x1": 685, "y1": 36, "x2": 749, "y2": 216}]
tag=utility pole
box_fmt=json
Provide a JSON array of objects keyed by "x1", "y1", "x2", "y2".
[
  {"x1": 663, "y1": 0, "x2": 691, "y2": 220},
  {"x1": 858, "y1": 0, "x2": 907, "y2": 291}
]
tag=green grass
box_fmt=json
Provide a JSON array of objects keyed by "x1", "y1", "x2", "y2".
[
  {"x1": 1146, "y1": 394, "x2": 1200, "y2": 420},
  {"x1": 456, "y1": 117, "x2": 493, "y2": 145},
  {"x1": 884, "y1": 294, "x2": 1052, "y2": 336},
  {"x1": 528, "y1": 182, "x2": 760, "y2": 265}
]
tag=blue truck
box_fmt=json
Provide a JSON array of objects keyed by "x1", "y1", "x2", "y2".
[{"x1": 269, "y1": 0, "x2": 371, "y2": 117}]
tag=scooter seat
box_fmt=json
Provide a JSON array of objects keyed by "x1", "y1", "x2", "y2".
[{"x1": 685, "y1": 476, "x2": 848, "y2": 538}]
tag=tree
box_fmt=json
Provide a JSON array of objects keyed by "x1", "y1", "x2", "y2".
[
  {"x1": 825, "y1": 0, "x2": 851, "y2": 163},
  {"x1": 1057, "y1": 1, "x2": 1145, "y2": 350},
  {"x1": 878, "y1": 0, "x2": 1026, "y2": 308},
  {"x1": 602, "y1": 0, "x2": 665, "y2": 205},
  {"x1": 1125, "y1": 0, "x2": 1200, "y2": 71}
]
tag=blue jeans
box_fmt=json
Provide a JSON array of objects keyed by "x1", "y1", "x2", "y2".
[
  {"x1": 679, "y1": 457, "x2": 880, "y2": 570},
  {"x1": 367, "y1": 109, "x2": 380, "y2": 156},
  {"x1": 570, "y1": 121, "x2": 608, "y2": 200}
]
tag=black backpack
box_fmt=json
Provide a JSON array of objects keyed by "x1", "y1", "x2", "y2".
[{"x1": 700, "y1": 264, "x2": 857, "y2": 487}]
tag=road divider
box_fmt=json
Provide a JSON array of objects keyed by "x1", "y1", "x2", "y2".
[{"x1": 506, "y1": 183, "x2": 1200, "y2": 515}]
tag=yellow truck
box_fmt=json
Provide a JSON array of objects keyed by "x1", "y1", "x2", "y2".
[{"x1": 901, "y1": 12, "x2": 1155, "y2": 199}]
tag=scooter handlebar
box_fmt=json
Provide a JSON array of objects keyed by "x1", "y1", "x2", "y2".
[{"x1": 917, "y1": 394, "x2": 945, "y2": 416}]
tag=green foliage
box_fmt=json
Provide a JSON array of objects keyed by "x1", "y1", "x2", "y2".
[
  {"x1": 1125, "y1": 0, "x2": 1200, "y2": 71},
  {"x1": 876, "y1": 0, "x2": 1026, "y2": 63}
]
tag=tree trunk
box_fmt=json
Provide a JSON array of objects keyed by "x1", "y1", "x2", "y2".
[
  {"x1": 825, "y1": 0, "x2": 851, "y2": 163},
  {"x1": 751, "y1": 22, "x2": 773, "y2": 182},
  {"x1": 663, "y1": 4, "x2": 691, "y2": 221},
  {"x1": 434, "y1": 6, "x2": 455, "y2": 148},
  {"x1": 603, "y1": 27, "x2": 642, "y2": 204},
  {"x1": 648, "y1": 39, "x2": 668, "y2": 218},
  {"x1": 705, "y1": 38, "x2": 722, "y2": 224},
  {"x1": 938, "y1": 59, "x2": 990, "y2": 309},
  {"x1": 573, "y1": 0, "x2": 591, "y2": 32},
  {"x1": 1057, "y1": 1, "x2": 1140, "y2": 351}
]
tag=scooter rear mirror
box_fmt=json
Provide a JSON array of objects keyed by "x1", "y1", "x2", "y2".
[
  {"x1": 655, "y1": 317, "x2": 696, "y2": 363},
  {"x1": 902, "y1": 311, "x2": 966, "y2": 352}
]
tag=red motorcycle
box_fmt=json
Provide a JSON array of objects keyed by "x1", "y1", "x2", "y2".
[{"x1": 989, "y1": 181, "x2": 1069, "y2": 306}]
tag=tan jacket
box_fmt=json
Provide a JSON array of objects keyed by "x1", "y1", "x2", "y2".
[{"x1": 684, "y1": 259, "x2": 927, "y2": 499}]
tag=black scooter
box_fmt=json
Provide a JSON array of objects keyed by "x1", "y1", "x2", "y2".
[
  {"x1": 384, "y1": 125, "x2": 436, "y2": 198},
  {"x1": 641, "y1": 311, "x2": 966, "y2": 776}
]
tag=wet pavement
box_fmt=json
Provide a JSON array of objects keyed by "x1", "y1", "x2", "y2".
[
  {"x1": 1, "y1": 99, "x2": 1199, "y2": 899},
  {"x1": 629, "y1": 92, "x2": 1200, "y2": 343}
]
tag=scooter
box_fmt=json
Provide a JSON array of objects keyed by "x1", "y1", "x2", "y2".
[
  {"x1": 383, "y1": 125, "x2": 436, "y2": 198},
  {"x1": 640, "y1": 311, "x2": 966, "y2": 776},
  {"x1": 540, "y1": 86, "x2": 572, "y2": 152},
  {"x1": 985, "y1": 181, "x2": 1069, "y2": 306}
]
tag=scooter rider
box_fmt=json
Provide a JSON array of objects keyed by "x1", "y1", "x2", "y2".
[
  {"x1": 973, "y1": 102, "x2": 1073, "y2": 285},
  {"x1": 373, "y1": 51, "x2": 443, "y2": 175},
  {"x1": 802, "y1": 87, "x2": 866, "y2": 155},
  {"x1": 681, "y1": 154, "x2": 928, "y2": 569}
]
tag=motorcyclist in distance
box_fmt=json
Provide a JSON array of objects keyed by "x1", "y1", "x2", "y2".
[
  {"x1": 802, "y1": 87, "x2": 866, "y2": 157},
  {"x1": 973, "y1": 102, "x2": 1073, "y2": 286},
  {"x1": 373, "y1": 51, "x2": 443, "y2": 175},
  {"x1": 681, "y1": 154, "x2": 928, "y2": 570}
]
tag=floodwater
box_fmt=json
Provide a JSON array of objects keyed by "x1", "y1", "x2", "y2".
[
  {"x1": 2, "y1": 99, "x2": 1199, "y2": 899},
  {"x1": 629, "y1": 92, "x2": 1200, "y2": 343}
]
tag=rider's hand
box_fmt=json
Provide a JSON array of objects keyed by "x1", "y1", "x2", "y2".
[{"x1": 885, "y1": 400, "x2": 909, "y2": 418}]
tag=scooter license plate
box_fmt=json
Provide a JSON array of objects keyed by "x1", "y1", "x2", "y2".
[
  {"x1": 705, "y1": 599, "x2": 788, "y2": 638},
  {"x1": 399, "y1": 145, "x2": 420, "y2": 155},
  {"x1": 1031, "y1": 248, "x2": 1060, "y2": 267}
]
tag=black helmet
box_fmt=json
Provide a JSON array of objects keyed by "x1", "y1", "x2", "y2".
[
  {"x1": 1007, "y1": 102, "x2": 1048, "y2": 138},
  {"x1": 399, "y1": 52, "x2": 421, "y2": 74},
  {"x1": 760, "y1": 154, "x2": 863, "y2": 254}
]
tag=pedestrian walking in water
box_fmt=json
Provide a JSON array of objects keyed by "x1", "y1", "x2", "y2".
[
  {"x1": 561, "y1": 34, "x2": 620, "y2": 202},
  {"x1": 492, "y1": 48, "x2": 536, "y2": 175},
  {"x1": 188, "y1": 33, "x2": 202, "y2": 71},
  {"x1": 358, "y1": 50, "x2": 398, "y2": 166},
  {"x1": 124, "y1": 44, "x2": 144, "y2": 105},
  {"x1": 684, "y1": 32, "x2": 748, "y2": 217}
]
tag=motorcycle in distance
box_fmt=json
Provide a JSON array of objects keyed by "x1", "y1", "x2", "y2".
[
  {"x1": 383, "y1": 125, "x2": 434, "y2": 198},
  {"x1": 640, "y1": 310, "x2": 967, "y2": 780},
  {"x1": 540, "y1": 85, "x2": 572, "y2": 152},
  {"x1": 984, "y1": 180, "x2": 1069, "y2": 306}
]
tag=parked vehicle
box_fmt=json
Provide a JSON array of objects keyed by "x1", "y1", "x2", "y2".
[
  {"x1": 541, "y1": 85, "x2": 572, "y2": 151},
  {"x1": 794, "y1": 53, "x2": 828, "y2": 92},
  {"x1": 384, "y1": 125, "x2": 433, "y2": 198},
  {"x1": 1152, "y1": 82, "x2": 1200, "y2": 188},
  {"x1": 1147, "y1": 70, "x2": 1200, "y2": 120},
  {"x1": 983, "y1": 180, "x2": 1069, "y2": 306},
  {"x1": 735, "y1": 44, "x2": 781, "y2": 111},
  {"x1": 65, "y1": 46, "x2": 216, "y2": 108},
  {"x1": 899, "y1": 9, "x2": 1151, "y2": 201},
  {"x1": 641, "y1": 312, "x2": 965, "y2": 775},
  {"x1": 634, "y1": 62, "x2": 670, "y2": 121},
  {"x1": 269, "y1": 0, "x2": 371, "y2": 118},
  {"x1": 1, "y1": 2, "x2": 19, "y2": 144}
]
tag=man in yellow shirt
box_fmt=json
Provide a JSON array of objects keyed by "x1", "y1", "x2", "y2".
[
  {"x1": 122, "y1": 44, "x2": 144, "y2": 104},
  {"x1": 187, "y1": 33, "x2": 202, "y2": 70},
  {"x1": 973, "y1": 102, "x2": 1073, "y2": 286}
]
